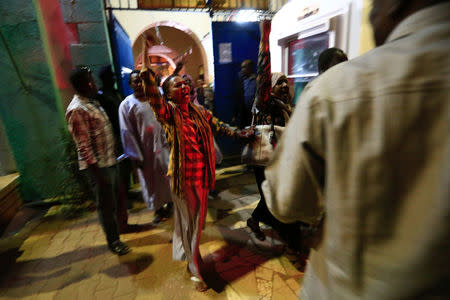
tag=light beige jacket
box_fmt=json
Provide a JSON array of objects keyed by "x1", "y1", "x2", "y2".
[{"x1": 263, "y1": 3, "x2": 450, "y2": 299}]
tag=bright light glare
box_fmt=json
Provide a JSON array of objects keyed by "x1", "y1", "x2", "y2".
[
  {"x1": 121, "y1": 66, "x2": 132, "y2": 76},
  {"x1": 234, "y1": 9, "x2": 258, "y2": 22}
]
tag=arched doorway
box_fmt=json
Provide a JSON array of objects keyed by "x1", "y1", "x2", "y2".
[
  {"x1": 134, "y1": 44, "x2": 178, "y2": 84},
  {"x1": 132, "y1": 21, "x2": 209, "y2": 85}
]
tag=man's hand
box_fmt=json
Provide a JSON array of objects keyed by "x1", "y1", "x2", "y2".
[
  {"x1": 139, "y1": 68, "x2": 155, "y2": 85},
  {"x1": 140, "y1": 33, "x2": 157, "y2": 86},
  {"x1": 173, "y1": 62, "x2": 183, "y2": 75}
]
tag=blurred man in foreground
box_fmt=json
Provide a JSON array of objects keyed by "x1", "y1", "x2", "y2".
[{"x1": 262, "y1": 0, "x2": 450, "y2": 298}]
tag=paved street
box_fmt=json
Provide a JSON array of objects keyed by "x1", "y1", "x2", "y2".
[{"x1": 0, "y1": 168, "x2": 304, "y2": 299}]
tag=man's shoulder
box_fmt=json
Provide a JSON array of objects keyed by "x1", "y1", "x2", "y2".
[
  {"x1": 123, "y1": 94, "x2": 136, "y2": 102},
  {"x1": 66, "y1": 95, "x2": 85, "y2": 113},
  {"x1": 304, "y1": 39, "x2": 447, "y2": 110},
  {"x1": 120, "y1": 94, "x2": 137, "y2": 107},
  {"x1": 303, "y1": 54, "x2": 372, "y2": 105},
  {"x1": 66, "y1": 95, "x2": 99, "y2": 117},
  {"x1": 303, "y1": 44, "x2": 404, "y2": 104}
]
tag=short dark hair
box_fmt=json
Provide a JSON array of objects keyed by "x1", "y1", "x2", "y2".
[
  {"x1": 242, "y1": 59, "x2": 255, "y2": 70},
  {"x1": 318, "y1": 48, "x2": 348, "y2": 74},
  {"x1": 129, "y1": 69, "x2": 140, "y2": 84},
  {"x1": 98, "y1": 65, "x2": 113, "y2": 80},
  {"x1": 162, "y1": 75, "x2": 176, "y2": 99},
  {"x1": 70, "y1": 66, "x2": 91, "y2": 93}
]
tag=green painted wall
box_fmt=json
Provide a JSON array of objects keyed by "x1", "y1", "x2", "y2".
[
  {"x1": 60, "y1": 0, "x2": 114, "y2": 87},
  {"x1": 0, "y1": 0, "x2": 114, "y2": 202},
  {"x1": 0, "y1": 1, "x2": 68, "y2": 202},
  {"x1": 0, "y1": 115, "x2": 17, "y2": 176}
]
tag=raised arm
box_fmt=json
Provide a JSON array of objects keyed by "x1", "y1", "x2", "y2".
[
  {"x1": 141, "y1": 69, "x2": 173, "y2": 125},
  {"x1": 139, "y1": 36, "x2": 172, "y2": 124}
]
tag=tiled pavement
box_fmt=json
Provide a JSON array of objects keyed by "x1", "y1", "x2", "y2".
[{"x1": 0, "y1": 168, "x2": 304, "y2": 299}]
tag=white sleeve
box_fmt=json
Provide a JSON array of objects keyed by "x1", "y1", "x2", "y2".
[{"x1": 119, "y1": 101, "x2": 143, "y2": 163}]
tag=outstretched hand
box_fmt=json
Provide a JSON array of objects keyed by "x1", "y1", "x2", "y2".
[{"x1": 236, "y1": 128, "x2": 255, "y2": 142}]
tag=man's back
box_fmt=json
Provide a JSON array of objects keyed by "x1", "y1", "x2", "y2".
[
  {"x1": 264, "y1": 3, "x2": 450, "y2": 299},
  {"x1": 66, "y1": 94, "x2": 116, "y2": 171}
]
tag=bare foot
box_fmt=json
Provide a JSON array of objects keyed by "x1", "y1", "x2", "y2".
[
  {"x1": 190, "y1": 276, "x2": 208, "y2": 292},
  {"x1": 195, "y1": 280, "x2": 208, "y2": 292}
]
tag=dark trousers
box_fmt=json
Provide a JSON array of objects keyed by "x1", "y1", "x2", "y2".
[
  {"x1": 117, "y1": 159, "x2": 131, "y2": 229},
  {"x1": 252, "y1": 166, "x2": 303, "y2": 250},
  {"x1": 239, "y1": 106, "x2": 253, "y2": 128},
  {"x1": 85, "y1": 165, "x2": 120, "y2": 245},
  {"x1": 252, "y1": 166, "x2": 283, "y2": 226}
]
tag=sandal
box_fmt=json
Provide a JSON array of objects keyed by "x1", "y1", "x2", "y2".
[
  {"x1": 247, "y1": 218, "x2": 266, "y2": 241},
  {"x1": 153, "y1": 208, "x2": 168, "y2": 224}
]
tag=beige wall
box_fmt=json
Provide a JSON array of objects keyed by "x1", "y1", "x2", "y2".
[
  {"x1": 133, "y1": 26, "x2": 205, "y2": 82},
  {"x1": 113, "y1": 10, "x2": 214, "y2": 83},
  {"x1": 359, "y1": 0, "x2": 375, "y2": 54}
]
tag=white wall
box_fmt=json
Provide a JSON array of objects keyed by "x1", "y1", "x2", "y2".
[
  {"x1": 113, "y1": 10, "x2": 215, "y2": 82},
  {"x1": 270, "y1": 0, "x2": 366, "y2": 73}
]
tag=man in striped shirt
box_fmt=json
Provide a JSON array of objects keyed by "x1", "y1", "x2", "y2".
[{"x1": 66, "y1": 67, "x2": 129, "y2": 256}]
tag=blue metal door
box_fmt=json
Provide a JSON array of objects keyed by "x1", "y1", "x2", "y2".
[
  {"x1": 212, "y1": 22, "x2": 260, "y2": 156},
  {"x1": 109, "y1": 14, "x2": 134, "y2": 97}
]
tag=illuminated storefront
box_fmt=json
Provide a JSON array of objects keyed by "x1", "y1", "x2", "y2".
[{"x1": 271, "y1": 0, "x2": 365, "y2": 103}]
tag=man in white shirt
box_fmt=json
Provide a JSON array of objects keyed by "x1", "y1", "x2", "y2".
[
  {"x1": 262, "y1": 0, "x2": 450, "y2": 299},
  {"x1": 119, "y1": 70, "x2": 173, "y2": 223}
]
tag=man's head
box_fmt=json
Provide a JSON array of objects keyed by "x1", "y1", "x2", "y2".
[
  {"x1": 318, "y1": 48, "x2": 348, "y2": 74},
  {"x1": 370, "y1": 0, "x2": 445, "y2": 46},
  {"x1": 241, "y1": 59, "x2": 255, "y2": 78},
  {"x1": 182, "y1": 74, "x2": 195, "y2": 95},
  {"x1": 70, "y1": 66, "x2": 97, "y2": 98},
  {"x1": 98, "y1": 65, "x2": 115, "y2": 90},
  {"x1": 129, "y1": 70, "x2": 145, "y2": 99}
]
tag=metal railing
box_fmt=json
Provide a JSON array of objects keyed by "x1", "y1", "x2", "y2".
[{"x1": 103, "y1": 0, "x2": 277, "y2": 20}]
